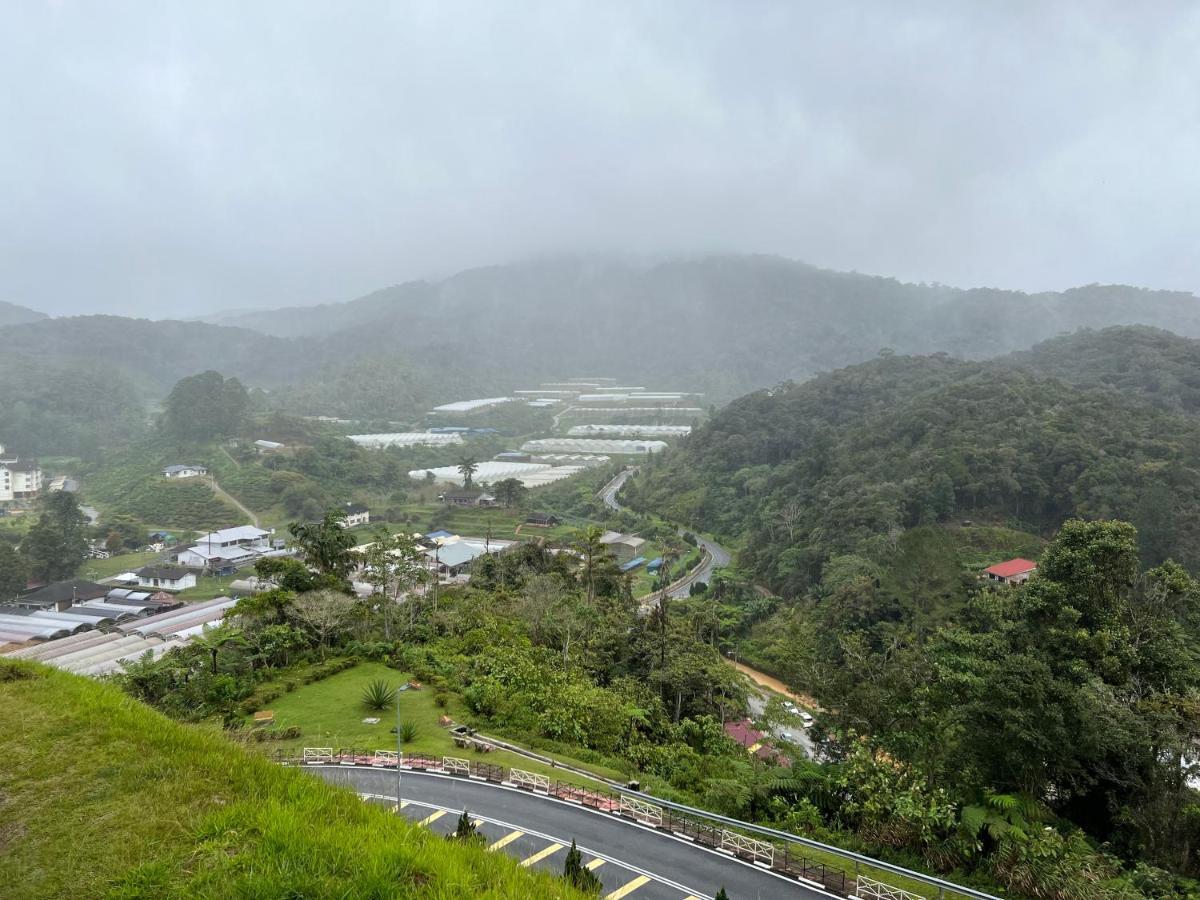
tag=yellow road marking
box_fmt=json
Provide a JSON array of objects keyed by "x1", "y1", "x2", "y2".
[
  {"x1": 604, "y1": 874, "x2": 651, "y2": 899},
  {"x1": 472, "y1": 819, "x2": 484, "y2": 828},
  {"x1": 586, "y1": 858, "x2": 606, "y2": 870},
  {"x1": 417, "y1": 810, "x2": 445, "y2": 826},
  {"x1": 520, "y1": 842, "x2": 564, "y2": 867},
  {"x1": 488, "y1": 830, "x2": 524, "y2": 852}
]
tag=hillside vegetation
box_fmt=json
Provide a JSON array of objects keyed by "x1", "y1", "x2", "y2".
[
  {"x1": 1010, "y1": 325, "x2": 1200, "y2": 414},
  {"x1": 0, "y1": 299, "x2": 46, "y2": 328},
  {"x1": 630, "y1": 349, "x2": 1200, "y2": 595},
  {"x1": 0, "y1": 660, "x2": 583, "y2": 900},
  {"x1": 212, "y1": 256, "x2": 1200, "y2": 404},
  {"x1": 0, "y1": 353, "x2": 146, "y2": 456},
  {"x1": 7, "y1": 258, "x2": 1200, "y2": 428}
]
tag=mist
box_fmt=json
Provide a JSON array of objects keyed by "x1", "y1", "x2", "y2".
[{"x1": 2, "y1": 1, "x2": 1198, "y2": 317}]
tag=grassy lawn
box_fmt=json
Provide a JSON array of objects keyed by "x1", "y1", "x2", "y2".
[
  {"x1": 177, "y1": 574, "x2": 239, "y2": 600},
  {"x1": 250, "y1": 661, "x2": 629, "y2": 789},
  {"x1": 79, "y1": 548, "x2": 165, "y2": 580},
  {"x1": 0, "y1": 660, "x2": 584, "y2": 900}
]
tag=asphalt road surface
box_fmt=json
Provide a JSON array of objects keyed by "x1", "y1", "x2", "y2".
[
  {"x1": 600, "y1": 467, "x2": 733, "y2": 597},
  {"x1": 308, "y1": 766, "x2": 833, "y2": 900}
]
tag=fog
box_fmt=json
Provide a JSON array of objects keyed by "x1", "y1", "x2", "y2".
[{"x1": 2, "y1": 1, "x2": 1198, "y2": 317}]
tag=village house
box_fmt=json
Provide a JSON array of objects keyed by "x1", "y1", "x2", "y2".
[
  {"x1": 162, "y1": 464, "x2": 208, "y2": 479},
  {"x1": 440, "y1": 487, "x2": 497, "y2": 508},
  {"x1": 135, "y1": 565, "x2": 198, "y2": 592},
  {"x1": 175, "y1": 525, "x2": 273, "y2": 570},
  {"x1": 341, "y1": 503, "x2": 370, "y2": 527},
  {"x1": 984, "y1": 558, "x2": 1038, "y2": 585}
]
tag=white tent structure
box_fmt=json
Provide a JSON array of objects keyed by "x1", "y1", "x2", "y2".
[
  {"x1": 408, "y1": 461, "x2": 584, "y2": 488},
  {"x1": 568, "y1": 425, "x2": 691, "y2": 437},
  {"x1": 520, "y1": 438, "x2": 668, "y2": 455},
  {"x1": 348, "y1": 432, "x2": 464, "y2": 449}
]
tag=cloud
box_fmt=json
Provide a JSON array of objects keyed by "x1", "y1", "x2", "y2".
[{"x1": 1, "y1": 0, "x2": 1197, "y2": 315}]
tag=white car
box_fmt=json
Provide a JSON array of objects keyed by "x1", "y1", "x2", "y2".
[{"x1": 799, "y1": 711, "x2": 815, "y2": 727}]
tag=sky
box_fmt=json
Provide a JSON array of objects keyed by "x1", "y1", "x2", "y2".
[{"x1": 2, "y1": 1, "x2": 1198, "y2": 317}]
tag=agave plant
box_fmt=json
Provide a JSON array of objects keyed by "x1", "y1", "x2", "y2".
[
  {"x1": 361, "y1": 679, "x2": 396, "y2": 710},
  {"x1": 399, "y1": 721, "x2": 418, "y2": 743}
]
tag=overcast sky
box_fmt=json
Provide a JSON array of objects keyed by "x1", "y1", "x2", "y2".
[{"x1": 2, "y1": 1, "x2": 1198, "y2": 317}]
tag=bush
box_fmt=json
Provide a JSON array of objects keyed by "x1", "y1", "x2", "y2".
[
  {"x1": 399, "y1": 721, "x2": 419, "y2": 744},
  {"x1": 361, "y1": 679, "x2": 397, "y2": 711}
]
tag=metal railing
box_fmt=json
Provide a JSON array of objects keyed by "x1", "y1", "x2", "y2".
[{"x1": 282, "y1": 747, "x2": 997, "y2": 899}]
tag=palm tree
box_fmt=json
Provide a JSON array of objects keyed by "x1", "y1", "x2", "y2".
[
  {"x1": 288, "y1": 510, "x2": 356, "y2": 578},
  {"x1": 456, "y1": 456, "x2": 479, "y2": 489},
  {"x1": 191, "y1": 625, "x2": 244, "y2": 675}
]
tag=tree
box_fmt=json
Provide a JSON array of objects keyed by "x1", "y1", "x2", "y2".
[
  {"x1": 292, "y1": 590, "x2": 357, "y2": 657},
  {"x1": 572, "y1": 526, "x2": 618, "y2": 606},
  {"x1": 493, "y1": 477, "x2": 527, "y2": 508},
  {"x1": 456, "y1": 456, "x2": 479, "y2": 489},
  {"x1": 289, "y1": 511, "x2": 356, "y2": 581},
  {"x1": 562, "y1": 839, "x2": 601, "y2": 893},
  {"x1": 714, "y1": 889, "x2": 730, "y2": 900},
  {"x1": 162, "y1": 370, "x2": 249, "y2": 442},
  {"x1": 361, "y1": 529, "x2": 427, "y2": 638},
  {"x1": 0, "y1": 541, "x2": 28, "y2": 601},
  {"x1": 22, "y1": 491, "x2": 88, "y2": 582}
]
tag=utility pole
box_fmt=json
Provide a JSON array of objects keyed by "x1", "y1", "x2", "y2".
[{"x1": 400, "y1": 681, "x2": 410, "y2": 811}]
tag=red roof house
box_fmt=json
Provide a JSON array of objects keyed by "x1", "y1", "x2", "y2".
[
  {"x1": 724, "y1": 719, "x2": 764, "y2": 749},
  {"x1": 984, "y1": 558, "x2": 1037, "y2": 585}
]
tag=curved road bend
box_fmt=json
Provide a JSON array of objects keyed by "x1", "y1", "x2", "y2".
[
  {"x1": 309, "y1": 766, "x2": 832, "y2": 900},
  {"x1": 600, "y1": 467, "x2": 733, "y2": 597}
]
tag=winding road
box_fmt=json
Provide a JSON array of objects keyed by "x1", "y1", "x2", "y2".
[
  {"x1": 308, "y1": 765, "x2": 834, "y2": 899},
  {"x1": 598, "y1": 467, "x2": 733, "y2": 597}
]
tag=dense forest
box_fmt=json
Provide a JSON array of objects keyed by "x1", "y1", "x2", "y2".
[
  {"x1": 1009, "y1": 326, "x2": 1200, "y2": 415},
  {"x1": 0, "y1": 353, "x2": 147, "y2": 456},
  {"x1": 630, "y1": 346, "x2": 1200, "y2": 595}
]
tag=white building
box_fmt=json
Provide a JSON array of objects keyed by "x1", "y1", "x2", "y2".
[
  {"x1": 162, "y1": 464, "x2": 208, "y2": 479},
  {"x1": 176, "y1": 525, "x2": 273, "y2": 570},
  {"x1": 0, "y1": 444, "x2": 43, "y2": 502},
  {"x1": 341, "y1": 503, "x2": 370, "y2": 528},
  {"x1": 135, "y1": 565, "x2": 198, "y2": 592}
]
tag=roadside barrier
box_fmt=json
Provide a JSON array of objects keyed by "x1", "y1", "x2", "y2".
[
  {"x1": 284, "y1": 747, "x2": 995, "y2": 899},
  {"x1": 854, "y1": 876, "x2": 925, "y2": 900},
  {"x1": 510, "y1": 768, "x2": 551, "y2": 792}
]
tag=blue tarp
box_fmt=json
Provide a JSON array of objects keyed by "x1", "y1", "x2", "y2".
[
  {"x1": 646, "y1": 557, "x2": 664, "y2": 572},
  {"x1": 619, "y1": 556, "x2": 647, "y2": 572},
  {"x1": 425, "y1": 529, "x2": 454, "y2": 540}
]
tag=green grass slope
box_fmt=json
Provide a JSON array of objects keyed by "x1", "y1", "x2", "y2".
[{"x1": 0, "y1": 661, "x2": 582, "y2": 900}]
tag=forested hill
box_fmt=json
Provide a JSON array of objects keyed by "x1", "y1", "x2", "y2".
[
  {"x1": 1008, "y1": 325, "x2": 1200, "y2": 414},
  {"x1": 628, "y1": 352, "x2": 1200, "y2": 594},
  {"x1": 207, "y1": 256, "x2": 1200, "y2": 402},
  {"x1": 0, "y1": 300, "x2": 46, "y2": 328}
]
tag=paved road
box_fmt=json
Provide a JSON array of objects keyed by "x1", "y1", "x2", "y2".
[
  {"x1": 600, "y1": 467, "x2": 733, "y2": 597},
  {"x1": 668, "y1": 532, "x2": 732, "y2": 598},
  {"x1": 599, "y1": 466, "x2": 638, "y2": 512},
  {"x1": 308, "y1": 766, "x2": 831, "y2": 900}
]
